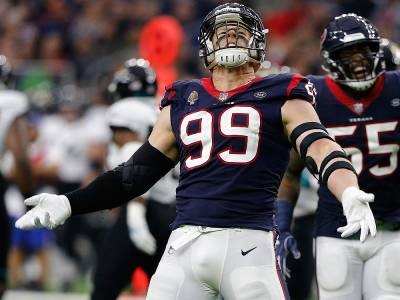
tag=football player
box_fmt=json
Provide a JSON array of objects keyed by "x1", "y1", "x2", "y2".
[
  {"x1": 16, "y1": 4, "x2": 376, "y2": 299},
  {"x1": 91, "y1": 58, "x2": 177, "y2": 300},
  {"x1": 379, "y1": 37, "x2": 400, "y2": 72},
  {"x1": 277, "y1": 14, "x2": 400, "y2": 300},
  {"x1": 0, "y1": 55, "x2": 33, "y2": 297}
]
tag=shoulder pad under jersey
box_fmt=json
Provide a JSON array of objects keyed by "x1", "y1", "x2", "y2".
[
  {"x1": 159, "y1": 79, "x2": 200, "y2": 110},
  {"x1": 282, "y1": 73, "x2": 317, "y2": 105}
]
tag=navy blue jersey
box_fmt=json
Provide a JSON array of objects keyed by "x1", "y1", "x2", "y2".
[
  {"x1": 160, "y1": 74, "x2": 315, "y2": 230},
  {"x1": 308, "y1": 73, "x2": 400, "y2": 238}
]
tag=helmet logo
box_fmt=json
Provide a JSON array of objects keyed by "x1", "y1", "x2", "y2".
[
  {"x1": 340, "y1": 33, "x2": 366, "y2": 43},
  {"x1": 215, "y1": 7, "x2": 241, "y2": 14},
  {"x1": 187, "y1": 91, "x2": 199, "y2": 105}
]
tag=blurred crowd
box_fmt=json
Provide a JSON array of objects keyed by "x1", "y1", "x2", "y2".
[
  {"x1": 1, "y1": 0, "x2": 399, "y2": 108},
  {"x1": 1, "y1": 0, "x2": 400, "y2": 296}
]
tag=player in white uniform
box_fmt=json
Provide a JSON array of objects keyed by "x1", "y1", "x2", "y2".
[
  {"x1": 91, "y1": 58, "x2": 177, "y2": 300},
  {"x1": 0, "y1": 55, "x2": 33, "y2": 297}
]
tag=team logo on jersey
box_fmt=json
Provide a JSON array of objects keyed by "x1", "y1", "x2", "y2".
[
  {"x1": 187, "y1": 91, "x2": 199, "y2": 105},
  {"x1": 353, "y1": 102, "x2": 364, "y2": 114},
  {"x1": 218, "y1": 92, "x2": 229, "y2": 102},
  {"x1": 254, "y1": 91, "x2": 267, "y2": 99},
  {"x1": 391, "y1": 98, "x2": 400, "y2": 107}
]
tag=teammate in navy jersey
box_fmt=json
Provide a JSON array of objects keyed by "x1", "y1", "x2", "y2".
[
  {"x1": 15, "y1": 4, "x2": 376, "y2": 299},
  {"x1": 277, "y1": 14, "x2": 400, "y2": 300}
]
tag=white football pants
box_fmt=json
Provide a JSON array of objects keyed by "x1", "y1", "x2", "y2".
[
  {"x1": 315, "y1": 230, "x2": 400, "y2": 300},
  {"x1": 146, "y1": 225, "x2": 288, "y2": 300}
]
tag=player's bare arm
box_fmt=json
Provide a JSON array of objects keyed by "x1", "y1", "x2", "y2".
[
  {"x1": 148, "y1": 106, "x2": 179, "y2": 163},
  {"x1": 6, "y1": 116, "x2": 34, "y2": 195},
  {"x1": 277, "y1": 149, "x2": 303, "y2": 205}
]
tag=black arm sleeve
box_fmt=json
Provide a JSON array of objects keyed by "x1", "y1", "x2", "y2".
[{"x1": 66, "y1": 141, "x2": 175, "y2": 215}]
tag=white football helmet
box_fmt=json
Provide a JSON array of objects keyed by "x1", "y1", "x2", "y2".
[{"x1": 106, "y1": 99, "x2": 157, "y2": 141}]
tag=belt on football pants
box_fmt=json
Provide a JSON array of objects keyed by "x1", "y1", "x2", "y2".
[{"x1": 168, "y1": 226, "x2": 227, "y2": 254}]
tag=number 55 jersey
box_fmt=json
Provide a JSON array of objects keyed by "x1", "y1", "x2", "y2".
[
  {"x1": 160, "y1": 74, "x2": 315, "y2": 231},
  {"x1": 308, "y1": 73, "x2": 400, "y2": 238}
]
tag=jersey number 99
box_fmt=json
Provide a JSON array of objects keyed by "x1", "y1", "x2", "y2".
[{"x1": 180, "y1": 106, "x2": 261, "y2": 169}]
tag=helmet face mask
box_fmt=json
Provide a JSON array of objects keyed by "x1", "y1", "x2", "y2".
[
  {"x1": 213, "y1": 21, "x2": 252, "y2": 50},
  {"x1": 332, "y1": 42, "x2": 380, "y2": 81},
  {"x1": 321, "y1": 13, "x2": 382, "y2": 91},
  {"x1": 199, "y1": 3, "x2": 267, "y2": 70}
]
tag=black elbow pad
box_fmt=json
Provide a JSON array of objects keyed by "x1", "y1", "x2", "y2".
[{"x1": 121, "y1": 141, "x2": 175, "y2": 194}]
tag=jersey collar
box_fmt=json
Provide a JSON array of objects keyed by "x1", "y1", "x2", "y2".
[
  {"x1": 201, "y1": 77, "x2": 262, "y2": 102},
  {"x1": 325, "y1": 74, "x2": 385, "y2": 115}
]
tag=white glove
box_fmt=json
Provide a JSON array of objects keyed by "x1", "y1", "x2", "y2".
[
  {"x1": 337, "y1": 187, "x2": 377, "y2": 242},
  {"x1": 127, "y1": 201, "x2": 156, "y2": 255},
  {"x1": 15, "y1": 193, "x2": 71, "y2": 230}
]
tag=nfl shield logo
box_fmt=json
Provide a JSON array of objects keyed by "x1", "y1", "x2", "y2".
[
  {"x1": 391, "y1": 98, "x2": 400, "y2": 107},
  {"x1": 353, "y1": 102, "x2": 364, "y2": 114},
  {"x1": 218, "y1": 92, "x2": 229, "y2": 102}
]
